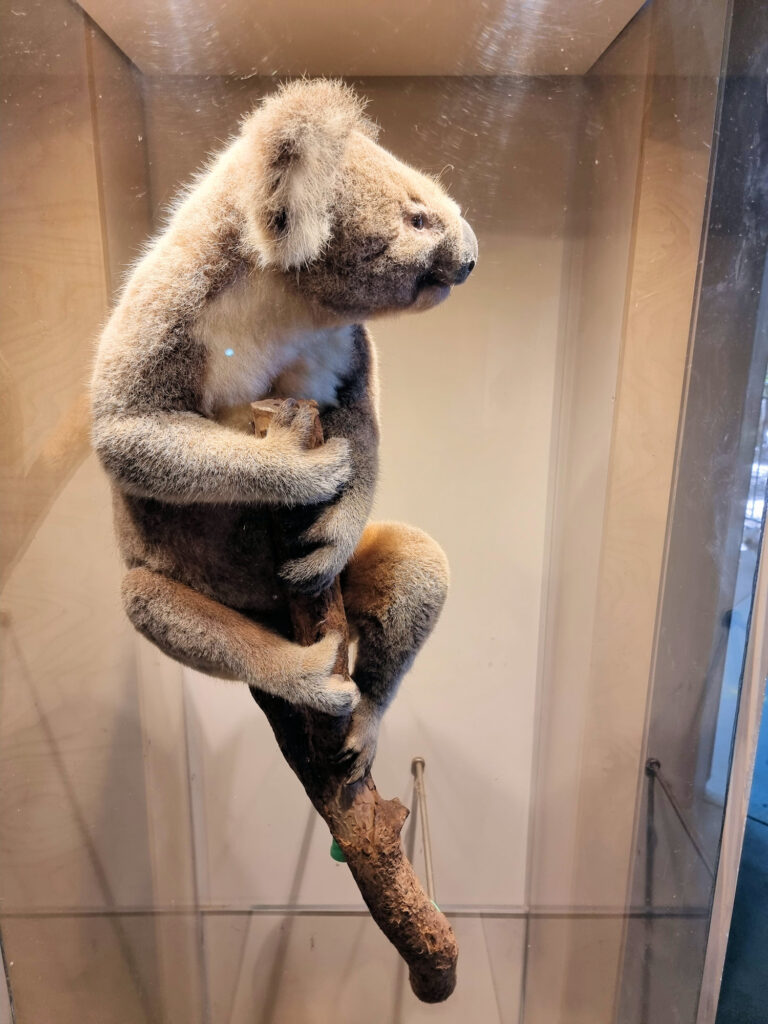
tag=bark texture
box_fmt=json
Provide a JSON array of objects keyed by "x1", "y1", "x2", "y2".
[{"x1": 249, "y1": 398, "x2": 458, "y2": 1003}]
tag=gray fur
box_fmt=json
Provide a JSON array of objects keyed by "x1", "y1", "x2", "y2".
[{"x1": 90, "y1": 79, "x2": 474, "y2": 780}]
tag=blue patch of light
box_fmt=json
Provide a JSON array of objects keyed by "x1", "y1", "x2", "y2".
[{"x1": 224, "y1": 348, "x2": 234, "y2": 357}]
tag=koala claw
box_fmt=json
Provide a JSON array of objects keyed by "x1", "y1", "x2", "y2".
[
  {"x1": 335, "y1": 697, "x2": 382, "y2": 783},
  {"x1": 270, "y1": 397, "x2": 317, "y2": 443}
]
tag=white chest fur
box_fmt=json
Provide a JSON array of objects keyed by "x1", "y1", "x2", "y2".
[{"x1": 193, "y1": 271, "x2": 356, "y2": 424}]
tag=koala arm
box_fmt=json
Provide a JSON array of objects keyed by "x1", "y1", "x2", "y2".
[
  {"x1": 92, "y1": 406, "x2": 351, "y2": 507},
  {"x1": 280, "y1": 327, "x2": 380, "y2": 592}
]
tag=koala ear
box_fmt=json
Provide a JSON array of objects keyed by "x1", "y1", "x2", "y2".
[{"x1": 242, "y1": 80, "x2": 376, "y2": 270}]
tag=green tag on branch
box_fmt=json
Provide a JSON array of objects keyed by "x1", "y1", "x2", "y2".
[{"x1": 330, "y1": 838, "x2": 347, "y2": 863}]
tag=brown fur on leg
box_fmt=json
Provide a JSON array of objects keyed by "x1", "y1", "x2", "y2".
[
  {"x1": 121, "y1": 567, "x2": 359, "y2": 715},
  {"x1": 337, "y1": 521, "x2": 449, "y2": 780}
]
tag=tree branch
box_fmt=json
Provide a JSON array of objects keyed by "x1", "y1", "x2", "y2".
[{"x1": 249, "y1": 399, "x2": 458, "y2": 1003}]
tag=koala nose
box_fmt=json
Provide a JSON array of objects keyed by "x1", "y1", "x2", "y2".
[
  {"x1": 455, "y1": 217, "x2": 478, "y2": 285},
  {"x1": 453, "y1": 261, "x2": 474, "y2": 285}
]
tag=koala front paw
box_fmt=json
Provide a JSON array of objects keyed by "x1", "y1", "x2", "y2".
[
  {"x1": 297, "y1": 439, "x2": 352, "y2": 504},
  {"x1": 294, "y1": 632, "x2": 360, "y2": 716},
  {"x1": 279, "y1": 501, "x2": 362, "y2": 594},
  {"x1": 293, "y1": 670, "x2": 360, "y2": 717},
  {"x1": 309, "y1": 673, "x2": 361, "y2": 717},
  {"x1": 280, "y1": 543, "x2": 344, "y2": 595},
  {"x1": 263, "y1": 402, "x2": 352, "y2": 506},
  {"x1": 333, "y1": 696, "x2": 383, "y2": 783}
]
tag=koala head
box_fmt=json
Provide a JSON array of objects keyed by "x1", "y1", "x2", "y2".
[{"x1": 238, "y1": 79, "x2": 477, "y2": 318}]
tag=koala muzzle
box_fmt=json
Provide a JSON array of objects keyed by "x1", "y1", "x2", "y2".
[
  {"x1": 421, "y1": 217, "x2": 478, "y2": 291},
  {"x1": 454, "y1": 217, "x2": 478, "y2": 285}
]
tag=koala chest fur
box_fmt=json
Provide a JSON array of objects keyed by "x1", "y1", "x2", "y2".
[{"x1": 193, "y1": 272, "x2": 357, "y2": 430}]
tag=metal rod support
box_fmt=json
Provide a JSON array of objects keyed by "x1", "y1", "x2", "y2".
[
  {"x1": 411, "y1": 757, "x2": 436, "y2": 904},
  {"x1": 645, "y1": 758, "x2": 715, "y2": 880}
]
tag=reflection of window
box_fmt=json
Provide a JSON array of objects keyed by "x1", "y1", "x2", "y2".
[
  {"x1": 707, "y1": 371, "x2": 768, "y2": 805},
  {"x1": 744, "y1": 374, "x2": 768, "y2": 540}
]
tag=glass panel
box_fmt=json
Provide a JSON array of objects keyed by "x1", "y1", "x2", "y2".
[
  {"x1": 618, "y1": 2, "x2": 768, "y2": 1017},
  {"x1": 1, "y1": 0, "x2": 765, "y2": 1021}
]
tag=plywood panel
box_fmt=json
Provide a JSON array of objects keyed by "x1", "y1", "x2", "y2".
[
  {"x1": 78, "y1": 0, "x2": 645, "y2": 77},
  {"x1": 0, "y1": 13, "x2": 153, "y2": 587},
  {"x1": 0, "y1": 457, "x2": 152, "y2": 911},
  {"x1": 0, "y1": 0, "x2": 107, "y2": 581},
  {"x1": 86, "y1": 20, "x2": 153, "y2": 296},
  {"x1": 0, "y1": 2, "x2": 201, "y2": 1019}
]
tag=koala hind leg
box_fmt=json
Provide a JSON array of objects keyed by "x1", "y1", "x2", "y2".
[
  {"x1": 337, "y1": 521, "x2": 449, "y2": 781},
  {"x1": 121, "y1": 567, "x2": 359, "y2": 716}
]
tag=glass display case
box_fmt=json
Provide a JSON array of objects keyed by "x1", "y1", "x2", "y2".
[{"x1": 1, "y1": 0, "x2": 767, "y2": 1021}]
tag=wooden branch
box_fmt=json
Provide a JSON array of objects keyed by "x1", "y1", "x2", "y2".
[{"x1": 249, "y1": 398, "x2": 458, "y2": 1003}]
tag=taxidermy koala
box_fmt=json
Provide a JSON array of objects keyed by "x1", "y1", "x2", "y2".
[{"x1": 91, "y1": 79, "x2": 477, "y2": 783}]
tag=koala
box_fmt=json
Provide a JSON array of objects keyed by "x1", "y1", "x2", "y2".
[{"x1": 91, "y1": 79, "x2": 477, "y2": 783}]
